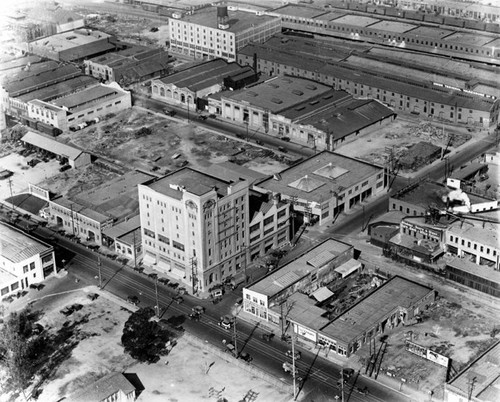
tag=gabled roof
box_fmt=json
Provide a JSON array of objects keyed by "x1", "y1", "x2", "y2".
[
  {"x1": 21, "y1": 131, "x2": 84, "y2": 161},
  {"x1": 70, "y1": 372, "x2": 136, "y2": 402}
]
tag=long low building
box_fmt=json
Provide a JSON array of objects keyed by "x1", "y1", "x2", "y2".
[
  {"x1": 21, "y1": 131, "x2": 91, "y2": 168},
  {"x1": 0, "y1": 223, "x2": 56, "y2": 297},
  {"x1": 238, "y1": 37, "x2": 499, "y2": 128},
  {"x1": 221, "y1": 75, "x2": 395, "y2": 150},
  {"x1": 255, "y1": 150, "x2": 386, "y2": 225},
  {"x1": 26, "y1": 82, "x2": 131, "y2": 132}
]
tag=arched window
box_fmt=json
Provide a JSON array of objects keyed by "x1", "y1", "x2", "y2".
[{"x1": 160, "y1": 87, "x2": 165, "y2": 97}]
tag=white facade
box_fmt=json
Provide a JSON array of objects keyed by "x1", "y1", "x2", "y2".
[
  {"x1": 168, "y1": 10, "x2": 281, "y2": 62},
  {"x1": 138, "y1": 169, "x2": 251, "y2": 296},
  {"x1": 446, "y1": 221, "x2": 499, "y2": 270},
  {"x1": 0, "y1": 224, "x2": 56, "y2": 297}
]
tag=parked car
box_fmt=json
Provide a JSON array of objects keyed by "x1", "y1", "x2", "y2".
[
  {"x1": 281, "y1": 136, "x2": 291, "y2": 141},
  {"x1": 59, "y1": 164, "x2": 71, "y2": 172},
  {"x1": 218, "y1": 315, "x2": 234, "y2": 330},
  {"x1": 255, "y1": 140, "x2": 264, "y2": 145},
  {"x1": 354, "y1": 386, "x2": 368, "y2": 396},
  {"x1": 168, "y1": 282, "x2": 179, "y2": 289},
  {"x1": 192, "y1": 305, "x2": 205, "y2": 315},
  {"x1": 173, "y1": 295, "x2": 184, "y2": 304},
  {"x1": 87, "y1": 293, "x2": 99, "y2": 301},
  {"x1": 164, "y1": 109, "x2": 176, "y2": 117},
  {"x1": 208, "y1": 114, "x2": 217, "y2": 118},
  {"x1": 197, "y1": 115, "x2": 208, "y2": 120},
  {"x1": 148, "y1": 273, "x2": 158, "y2": 280},
  {"x1": 188, "y1": 312, "x2": 200, "y2": 321},
  {"x1": 158, "y1": 277, "x2": 170, "y2": 285},
  {"x1": 177, "y1": 287, "x2": 187, "y2": 295},
  {"x1": 127, "y1": 295, "x2": 140, "y2": 306},
  {"x1": 262, "y1": 333, "x2": 275, "y2": 342},
  {"x1": 277, "y1": 146, "x2": 287, "y2": 153},
  {"x1": 240, "y1": 352, "x2": 253, "y2": 363},
  {"x1": 27, "y1": 159, "x2": 41, "y2": 167},
  {"x1": 286, "y1": 350, "x2": 301, "y2": 360}
]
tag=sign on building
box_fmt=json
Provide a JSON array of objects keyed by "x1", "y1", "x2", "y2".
[
  {"x1": 405, "y1": 340, "x2": 449, "y2": 367},
  {"x1": 29, "y1": 183, "x2": 51, "y2": 201}
]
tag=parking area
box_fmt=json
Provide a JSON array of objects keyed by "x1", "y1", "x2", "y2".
[{"x1": 0, "y1": 151, "x2": 61, "y2": 198}]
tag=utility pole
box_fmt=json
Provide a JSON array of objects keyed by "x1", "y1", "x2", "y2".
[
  {"x1": 132, "y1": 229, "x2": 137, "y2": 270},
  {"x1": 233, "y1": 316, "x2": 238, "y2": 358},
  {"x1": 292, "y1": 333, "x2": 298, "y2": 400},
  {"x1": 97, "y1": 256, "x2": 102, "y2": 289},
  {"x1": 341, "y1": 368, "x2": 345, "y2": 402},
  {"x1": 154, "y1": 277, "x2": 160, "y2": 318}
]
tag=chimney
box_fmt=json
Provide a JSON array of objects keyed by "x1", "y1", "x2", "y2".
[{"x1": 217, "y1": 4, "x2": 230, "y2": 29}]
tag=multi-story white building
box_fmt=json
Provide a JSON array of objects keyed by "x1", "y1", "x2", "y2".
[
  {"x1": 0, "y1": 223, "x2": 56, "y2": 297},
  {"x1": 138, "y1": 167, "x2": 252, "y2": 296},
  {"x1": 26, "y1": 82, "x2": 131, "y2": 132},
  {"x1": 168, "y1": 5, "x2": 281, "y2": 62},
  {"x1": 446, "y1": 219, "x2": 499, "y2": 269}
]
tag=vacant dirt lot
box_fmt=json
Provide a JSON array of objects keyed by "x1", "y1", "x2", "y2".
[
  {"x1": 0, "y1": 280, "x2": 292, "y2": 402},
  {"x1": 335, "y1": 113, "x2": 474, "y2": 173},
  {"x1": 354, "y1": 296, "x2": 500, "y2": 399}
]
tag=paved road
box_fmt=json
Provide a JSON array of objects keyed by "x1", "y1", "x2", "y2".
[{"x1": 3, "y1": 219, "x2": 406, "y2": 402}]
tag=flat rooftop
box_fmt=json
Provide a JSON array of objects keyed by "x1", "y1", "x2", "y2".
[
  {"x1": 0, "y1": 223, "x2": 51, "y2": 264},
  {"x1": 257, "y1": 151, "x2": 382, "y2": 204},
  {"x1": 270, "y1": 4, "x2": 327, "y2": 19},
  {"x1": 369, "y1": 20, "x2": 416, "y2": 33},
  {"x1": 146, "y1": 167, "x2": 234, "y2": 200},
  {"x1": 73, "y1": 171, "x2": 153, "y2": 221},
  {"x1": 331, "y1": 14, "x2": 380, "y2": 27},
  {"x1": 320, "y1": 276, "x2": 432, "y2": 344},
  {"x1": 447, "y1": 220, "x2": 499, "y2": 250},
  {"x1": 206, "y1": 162, "x2": 267, "y2": 185},
  {"x1": 248, "y1": 238, "x2": 352, "y2": 298},
  {"x1": 52, "y1": 197, "x2": 110, "y2": 224},
  {"x1": 223, "y1": 76, "x2": 331, "y2": 114},
  {"x1": 446, "y1": 341, "x2": 500, "y2": 402},
  {"x1": 103, "y1": 215, "x2": 141, "y2": 240},
  {"x1": 21, "y1": 131, "x2": 83, "y2": 160},
  {"x1": 313, "y1": 10, "x2": 345, "y2": 21},
  {"x1": 172, "y1": 7, "x2": 279, "y2": 34},
  {"x1": 443, "y1": 32, "x2": 494, "y2": 47},
  {"x1": 30, "y1": 29, "x2": 111, "y2": 51},
  {"x1": 408, "y1": 26, "x2": 455, "y2": 39},
  {"x1": 270, "y1": 292, "x2": 330, "y2": 330}
]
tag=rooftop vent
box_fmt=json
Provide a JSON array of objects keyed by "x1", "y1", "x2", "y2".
[
  {"x1": 292, "y1": 89, "x2": 304, "y2": 96},
  {"x1": 271, "y1": 98, "x2": 283, "y2": 104}
]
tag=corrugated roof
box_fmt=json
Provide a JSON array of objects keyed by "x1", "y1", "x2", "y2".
[
  {"x1": 307, "y1": 250, "x2": 337, "y2": 268},
  {"x1": 52, "y1": 84, "x2": 120, "y2": 110},
  {"x1": 157, "y1": 59, "x2": 245, "y2": 92},
  {"x1": 103, "y1": 215, "x2": 141, "y2": 239},
  {"x1": 0, "y1": 223, "x2": 52, "y2": 264},
  {"x1": 21, "y1": 131, "x2": 83, "y2": 161}
]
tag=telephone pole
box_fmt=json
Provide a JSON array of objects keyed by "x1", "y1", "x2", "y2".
[
  {"x1": 233, "y1": 316, "x2": 238, "y2": 358},
  {"x1": 97, "y1": 256, "x2": 102, "y2": 289},
  {"x1": 154, "y1": 277, "x2": 160, "y2": 318}
]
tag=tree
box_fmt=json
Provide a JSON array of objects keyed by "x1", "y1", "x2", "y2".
[
  {"x1": 121, "y1": 307, "x2": 172, "y2": 363},
  {"x1": 0, "y1": 310, "x2": 44, "y2": 399}
]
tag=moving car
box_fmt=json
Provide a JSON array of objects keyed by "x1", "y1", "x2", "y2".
[
  {"x1": 286, "y1": 350, "x2": 301, "y2": 360},
  {"x1": 240, "y1": 352, "x2": 253, "y2": 363},
  {"x1": 173, "y1": 295, "x2": 184, "y2": 304},
  {"x1": 218, "y1": 315, "x2": 234, "y2": 330}
]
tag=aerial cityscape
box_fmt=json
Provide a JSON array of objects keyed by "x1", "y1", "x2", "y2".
[{"x1": 0, "y1": 0, "x2": 499, "y2": 401}]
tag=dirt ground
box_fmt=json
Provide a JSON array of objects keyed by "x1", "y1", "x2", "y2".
[
  {"x1": 335, "y1": 113, "x2": 473, "y2": 172},
  {"x1": 354, "y1": 295, "x2": 500, "y2": 399},
  {"x1": 0, "y1": 280, "x2": 292, "y2": 402},
  {"x1": 58, "y1": 107, "x2": 288, "y2": 177}
]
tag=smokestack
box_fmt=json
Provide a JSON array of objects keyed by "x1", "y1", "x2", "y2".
[{"x1": 217, "y1": 4, "x2": 229, "y2": 30}]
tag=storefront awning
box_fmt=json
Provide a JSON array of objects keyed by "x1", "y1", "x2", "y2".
[
  {"x1": 142, "y1": 252, "x2": 156, "y2": 267},
  {"x1": 311, "y1": 287, "x2": 334, "y2": 302},
  {"x1": 334, "y1": 259, "x2": 362, "y2": 279}
]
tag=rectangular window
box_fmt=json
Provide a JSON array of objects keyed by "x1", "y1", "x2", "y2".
[
  {"x1": 264, "y1": 216, "x2": 274, "y2": 226},
  {"x1": 158, "y1": 234, "x2": 170, "y2": 244},
  {"x1": 23, "y1": 265, "x2": 29, "y2": 273},
  {"x1": 250, "y1": 223, "x2": 260, "y2": 233},
  {"x1": 144, "y1": 228, "x2": 155, "y2": 239},
  {"x1": 30, "y1": 262, "x2": 35, "y2": 270},
  {"x1": 173, "y1": 241, "x2": 185, "y2": 252},
  {"x1": 277, "y1": 209, "x2": 286, "y2": 219}
]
